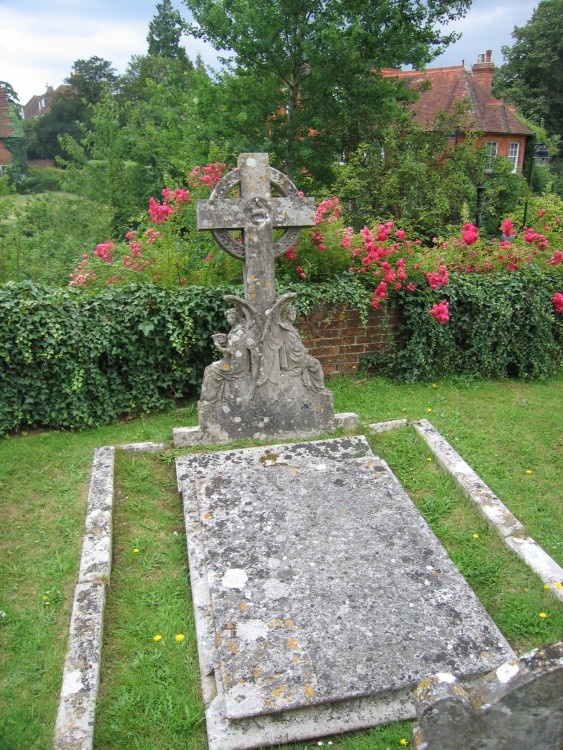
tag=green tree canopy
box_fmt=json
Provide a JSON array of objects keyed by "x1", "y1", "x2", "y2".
[
  {"x1": 148, "y1": 0, "x2": 190, "y2": 62},
  {"x1": 0, "y1": 80, "x2": 21, "y2": 108},
  {"x1": 66, "y1": 56, "x2": 118, "y2": 103},
  {"x1": 182, "y1": 0, "x2": 472, "y2": 180},
  {"x1": 493, "y1": 0, "x2": 563, "y2": 140},
  {"x1": 25, "y1": 57, "x2": 118, "y2": 161}
]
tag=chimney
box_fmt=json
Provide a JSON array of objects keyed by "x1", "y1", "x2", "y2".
[{"x1": 472, "y1": 50, "x2": 495, "y2": 92}]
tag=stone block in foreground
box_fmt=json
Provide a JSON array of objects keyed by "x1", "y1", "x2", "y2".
[
  {"x1": 176, "y1": 436, "x2": 514, "y2": 749},
  {"x1": 411, "y1": 641, "x2": 563, "y2": 749}
]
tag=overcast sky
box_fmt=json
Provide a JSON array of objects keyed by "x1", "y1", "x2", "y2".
[{"x1": 1, "y1": 0, "x2": 539, "y2": 106}]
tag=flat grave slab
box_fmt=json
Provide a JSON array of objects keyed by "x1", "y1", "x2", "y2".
[{"x1": 176, "y1": 437, "x2": 514, "y2": 749}]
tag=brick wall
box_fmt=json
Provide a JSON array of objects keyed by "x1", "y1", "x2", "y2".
[{"x1": 298, "y1": 303, "x2": 400, "y2": 375}]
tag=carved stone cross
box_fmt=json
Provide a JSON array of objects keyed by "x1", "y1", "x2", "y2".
[{"x1": 197, "y1": 153, "x2": 316, "y2": 316}]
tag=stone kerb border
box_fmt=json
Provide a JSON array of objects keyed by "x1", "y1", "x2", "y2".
[
  {"x1": 54, "y1": 446, "x2": 114, "y2": 750},
  {"x1": 412, "y1": 419, "x2": 563, "y2": 603},
  {"x1": 54, "y1": 423, "x2": 562, "y2": 748}
]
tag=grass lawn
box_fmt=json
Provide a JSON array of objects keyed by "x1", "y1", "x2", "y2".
[{"x1": 1, "y1": 375, "x2": 561, "y2": 749}]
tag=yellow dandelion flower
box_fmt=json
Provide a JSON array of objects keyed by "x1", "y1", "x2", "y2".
[
  {"x1": 555, "y1": 582, "x2": 562, "y2": 589},
  {"x1": 473, "y1": 533, "x2": 479, "y2": 540},
  {"x1": 525, "y1": 469, "x2": 533, "y2": 475},
  {"x1": 175, "y1": 633, "x2": 185, "y2": 642},
  {"x1": 427, "y1": 408, "x2": 432, "y2": 413},
  {"x1": 427, "y1": 457, "x2": 432, "y2": 462},
  {"x1": 400, "y1": 740, "x2": 409, "y2": 747},
  {"x1": 432, "y1": 383, "x2": 437, "y2": 388},
  {"x1": 133, "y1": 548, "x2": 140, "y2": 553},
  {"x1": 539, "y1": 612, "x2": 548, "y2": 619},
  {"x1": 153, "y1": 634, "x2": 163, "y2": 642},
  {"x1": 544, "y1": 583, "x2": 551, "y2": 589}
]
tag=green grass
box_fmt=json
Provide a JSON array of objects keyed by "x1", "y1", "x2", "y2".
[{"x1": 0, "y1": 376, "x2": 562, "y2": 749}]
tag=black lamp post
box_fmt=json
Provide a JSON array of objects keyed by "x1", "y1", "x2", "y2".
[{"x1": 475, "y1": 184, "x2": 486, "y2": 228}]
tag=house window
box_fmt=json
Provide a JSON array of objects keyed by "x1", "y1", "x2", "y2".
[
  {"x1": 485, "y1": 141, "x2": 498, "y2": 172},
  {"x1": 508, "y1": 142, "x2": 520, "y2": 173}
]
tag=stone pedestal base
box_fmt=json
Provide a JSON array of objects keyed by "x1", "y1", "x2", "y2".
[{"x1": 196, "y1": 372, "x2": 336, "y2": 443}]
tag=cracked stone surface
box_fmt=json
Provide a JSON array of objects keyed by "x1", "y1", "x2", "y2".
[{"x1": 176, "y1": 436, "x2": 514, "y2": 748}]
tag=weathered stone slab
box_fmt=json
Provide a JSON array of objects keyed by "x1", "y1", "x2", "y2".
[
  {"x1": 119, "y1": 441, "x2": 167, "y2": 452},
  {"x1": 198, "y1": 371, "x2": 336, "y2": 442},
  {"x1": 172, "y1": 412, "x2": 360, "y2": 447},
  {"x1": 176, "y1": 436, "x2": 514, "y2": 748},
  {"x1": 411, "y1": 641, "x2": 563, "y2": 749},
  {"x1": 78, "y1": 446, "x2": 114, "y2": 584},
  {"x1": 54, "y1": 581, "x2": 105, "y2": 750},
  {"x1": 415, "y1": 420, "x2": 563, "y2": 600},
  {"x1": 414, "y1": 420, "x2": 524, "y2": 537}
]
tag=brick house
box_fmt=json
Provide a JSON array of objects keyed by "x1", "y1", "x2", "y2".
[
  {"x1": 0, "y1": 87, "x2": 17, "y2": 172},
  {"x1": 22, "y1": 84, "x2": 73, "y2": 120},
  {"x1": 382, "y1": 51, "x2": 534, "y2": 174}
]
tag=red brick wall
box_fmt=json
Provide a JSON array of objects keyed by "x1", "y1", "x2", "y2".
[
  {"x1": 298, "y1": 303, "x2": 400, "y2": 375},
  {"x1": 0, "y1": 141, "x2": 12, "y2": 164},
  {"x1": 477, "y1": 134, "x2": 528, "y2": 173}
]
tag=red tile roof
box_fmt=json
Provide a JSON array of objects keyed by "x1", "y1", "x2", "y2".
[{"x1": 382, "y1": 60, "x2": 533, "y2": 137}]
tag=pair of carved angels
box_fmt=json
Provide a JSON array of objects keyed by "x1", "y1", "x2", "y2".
[{"x1": 200, "y1": 292, "x2": 326, "y2": 403}]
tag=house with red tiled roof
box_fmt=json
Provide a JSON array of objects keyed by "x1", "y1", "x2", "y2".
[
  {"x1": 0, "y1": 87, "x2": 17, "y2": 171},
  {"x1": 22, "y1": 84, "x2": 73, "y2": 120},
  {"x1": 382, "y1": 51, "x2": 534, "y2": 174}
]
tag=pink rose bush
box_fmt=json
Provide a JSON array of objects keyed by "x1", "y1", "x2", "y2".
[
  {"x1": 69, "y1": 162, "x2": 229, "y2": 288},
  {"x1": 279, "y1": 195, "x2": 562, "y2": 326},
  {"x1": 71, "y1": 173, "x2": 562, "y2": 331}
]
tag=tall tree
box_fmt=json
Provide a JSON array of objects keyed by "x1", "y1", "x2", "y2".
[
  {"x1": 182, "y1": 0, "x2": 472, "y2": 180},
  {"x1": 0, "y1": 81, "x2": 26, "y2": 176},
  {"x1": 66, "y1": 57, "x2": 118, "y2": 104},
  {"x1": 493, "y1": 0, "x2": 563, "y2": 140},
  {"x1": 25, "y1": 57, "x2": 118, "y2": 161},
  {"x1": 148, "y1": 0, "x2": 189, "y2": 62}
]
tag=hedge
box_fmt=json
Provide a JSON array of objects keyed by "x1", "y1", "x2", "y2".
[
  {"x1": 0, "y1": 282, "x2": 228, "y2": 434},
  {"x1": 364, "y1": 268, "x2": 563, "y2": 382},
  {"x1": 1, "y1": 270, "x2": 561, "y2": 435}
]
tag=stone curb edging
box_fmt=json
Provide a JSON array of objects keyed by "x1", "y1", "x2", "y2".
[
  {"x1": 54, "y1": 446, "x2": 115, "y2": 750},
  {"x1": 411, "y1": 419, "x2": 563, "y2": 603},
  {"x1": 54, "y1": 421, "x2": 561, "y2": 748}
]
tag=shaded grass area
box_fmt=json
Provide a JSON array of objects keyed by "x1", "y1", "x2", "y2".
[
  {"x1": 0, "y1": 376, "x2": 561, "y2": 748},
  {"x1": 94, "y1": 453, "x2": 205, "y2": 749},
  {"x1": 0, "y1": 405, "x2": 197, "y2": 750}
]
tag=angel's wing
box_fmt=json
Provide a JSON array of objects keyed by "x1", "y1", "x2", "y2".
[{"x1": 224, "y1": 294, "x2": 263, "y2": 335}]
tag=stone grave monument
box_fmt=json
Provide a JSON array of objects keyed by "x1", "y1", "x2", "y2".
[
  {"x1": 411, "y1": 641, "x2": 563, "y2": 749},
  {"x1": 174, "y1": 154, "x2": 516, "y2": 749},
  {"x1": 173, "y1": 152, "x2": 356, "y2": 446}
]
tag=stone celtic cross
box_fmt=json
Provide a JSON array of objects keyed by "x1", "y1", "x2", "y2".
[{"x1": 197, "y1": 153, "x2": 316, "y2": 316}]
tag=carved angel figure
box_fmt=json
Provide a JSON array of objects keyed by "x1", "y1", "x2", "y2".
[
  {"x1": 257, "y1": 292, "x2": 327, "y2": 392},
  {"x1": 200, "y1": 296, "x2": 261, "y2": 403}
]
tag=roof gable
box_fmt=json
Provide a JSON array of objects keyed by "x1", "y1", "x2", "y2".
[{"x1": 382, "y1": 62, "x2": 533, "y2": 137}]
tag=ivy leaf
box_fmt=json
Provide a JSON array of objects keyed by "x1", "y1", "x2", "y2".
[{"x1": 139, "y1": 321, "x2": 155, "y2": 337}]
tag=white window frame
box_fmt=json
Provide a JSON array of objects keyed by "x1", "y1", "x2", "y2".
[
  {"x1": 485, "y1": 141, "x2": 498, "y2": 172},
  {"x1": 508, "y1": 142, "x2": 520, "y2": 173}
]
